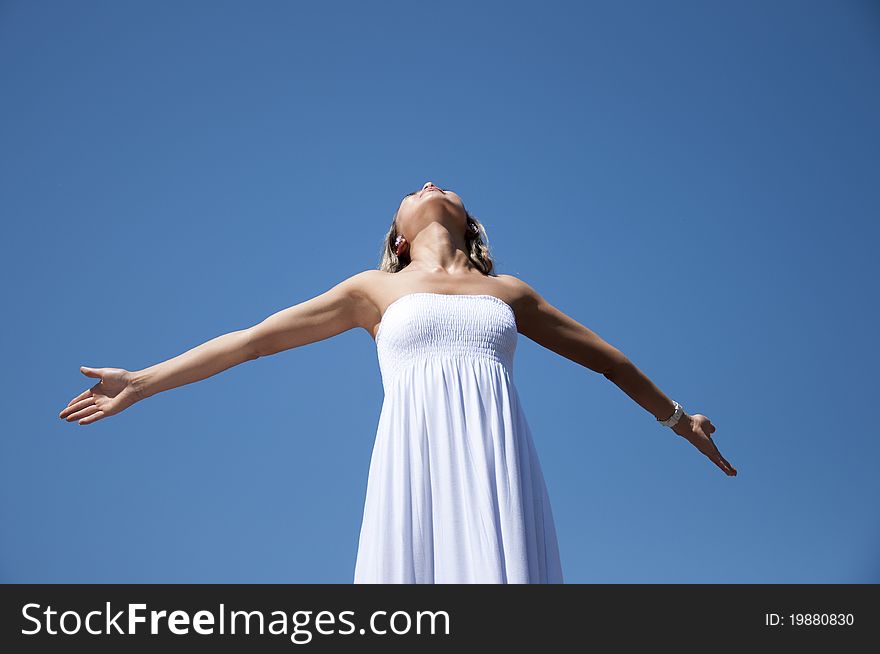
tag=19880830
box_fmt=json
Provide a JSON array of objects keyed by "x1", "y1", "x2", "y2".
[{"x1": 765, "y1": 613, "x2": 854, "y2": 626}]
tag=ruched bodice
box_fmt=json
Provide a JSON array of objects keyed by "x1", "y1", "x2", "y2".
[
  {"x1": 354, "y1": 291, "x2": 564, "y2": 583},
  {"x1": 375, "y1": 293, "x2": 518, "y2": 390}
]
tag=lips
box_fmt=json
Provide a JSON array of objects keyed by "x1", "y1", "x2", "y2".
[{"x1": 423, "y1": 187, "x2": 442, "y2": 195}]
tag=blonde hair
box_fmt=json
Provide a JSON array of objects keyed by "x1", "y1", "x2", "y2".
[{"x1": 378, "y1": 207, "x2": 496, "y2": 275}]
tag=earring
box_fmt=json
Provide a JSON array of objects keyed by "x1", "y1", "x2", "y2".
[
  {"x1": 394, "y1": 235, "x2": 406, "y2": 256},
  {"x1": 467, "y1": 221, "x2": 479, "y2": 236}
]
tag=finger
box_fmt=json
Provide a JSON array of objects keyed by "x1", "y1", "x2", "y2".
[
  {"x1": 718, "y1": 454, "x2": 737, "y2": 476},
  {"x1": 703, "y1": 441, "x2": 733, "y2": 475},
  {"x1": 66, "y1": 389, "x2": 92, "y2": 408},
  {"x1": 78, "y1": 409, "x2": 106, "y2": 425},
  {"x1": 66, "y1": 404, "x2": 101, "y2": 423},
  {"x1": 714, "y1": 455, "x2": 732, "y2": 475},
  {"x1": 711, "y1": 449, "x2": 735, "y2": 476},
  {"x1": 80, "y1": 366, "x2": 104, "y2": 379},
  {"x1": 710, "y1": 452, "x2": 733, "y2": 476},
  {"x1": 61, "y1": 397, "x2": 96, "y2": 420},
  {"x1": 62, "y1": 396, "x2": 96, "y2": 418}
]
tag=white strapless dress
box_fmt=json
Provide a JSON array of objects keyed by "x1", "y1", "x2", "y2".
[{"x1": 353, "y1": 292, "x2": 564, "y2": 583}]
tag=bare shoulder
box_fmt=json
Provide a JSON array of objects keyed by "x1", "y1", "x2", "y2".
[
  {"x1": 494, "y1": 273, "x2": 627, "y2": 375},
  {"x1": 494, "y1": 273, "x2": 543, "y2": 309},
  {"x1": 338, "y1": 269, "x2": 389, "y2": 297},
  {"x1": 340, "y1": 269, "x2": 397, "y2": 307},
  {"x1": 335, "y1": 269, "x2": 399, "y2": 329},
  {"x1": 493, "y1": 273, "x2": 564, "y2": 336}
]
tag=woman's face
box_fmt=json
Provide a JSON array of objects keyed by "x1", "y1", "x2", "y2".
[{"x1": 394, "y1": 181, "x2": 467, "y2": 238}]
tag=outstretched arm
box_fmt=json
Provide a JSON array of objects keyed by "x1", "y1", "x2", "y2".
[
  {"x1": 59, "y1": 270, "x2": 377, "y2": 425},
  {"x1": 132, "y1": 270, "x2": 375, "y2": 399},
  {"x1": 502, "y1": 275, "x2": 736, "y2": 476}
]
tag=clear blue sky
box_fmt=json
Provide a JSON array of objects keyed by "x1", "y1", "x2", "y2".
[{"x1": 1, "y1": 0, "x2": 878, "y2": 583}]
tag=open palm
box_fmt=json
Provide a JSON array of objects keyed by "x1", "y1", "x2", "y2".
[{"x1": 59, "y1": 366, "x2": 140, "y2": 425}]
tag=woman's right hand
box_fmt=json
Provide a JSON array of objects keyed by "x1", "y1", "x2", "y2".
[{"x1": 59, "y1": 366, "x2": 142, "y2": 426}]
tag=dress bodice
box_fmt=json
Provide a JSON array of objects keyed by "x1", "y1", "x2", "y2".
[{"x1": 375, "y1": 293, "x2": 518, "y2": 388}]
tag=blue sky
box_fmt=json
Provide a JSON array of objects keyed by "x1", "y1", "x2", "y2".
[{"x1": 1, "y1": 0, "x2": 878, "y2": 583}]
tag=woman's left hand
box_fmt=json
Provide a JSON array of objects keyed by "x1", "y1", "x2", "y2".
[{"x1": 673, "y1": 414, "x2": 737, "y2": 476}]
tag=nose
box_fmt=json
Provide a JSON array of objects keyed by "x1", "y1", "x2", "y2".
[{"x1": 423, "y1": 181, "x2": 437, "y2": 190}]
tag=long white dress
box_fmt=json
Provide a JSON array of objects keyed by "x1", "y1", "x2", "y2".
[{"x1": 353, "y1": 292, "x2": 564, "y2": 583}]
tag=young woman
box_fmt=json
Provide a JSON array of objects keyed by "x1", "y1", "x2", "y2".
[{"x1": 59, "y1": 180, "x2": 736, "y2": 583}]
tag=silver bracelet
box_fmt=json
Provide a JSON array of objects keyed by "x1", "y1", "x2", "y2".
[{"x1": 658, "y1": 401, "x2": 684, "y2": 428}]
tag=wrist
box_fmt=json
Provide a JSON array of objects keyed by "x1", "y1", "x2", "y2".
[
  {"x1": 129, "y1": 369, "x2": 152, "y2": 401},
  {"x1": 657, "y1": 400, "x2": 683, "y2": 427},
  {"x1": 671, "y1": 412, "x2": 691, "y2": 436}
]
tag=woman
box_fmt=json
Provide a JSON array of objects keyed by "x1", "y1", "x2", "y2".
[{"x1": 59, "y1": 180, "x2": 736, "y2": 583}]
